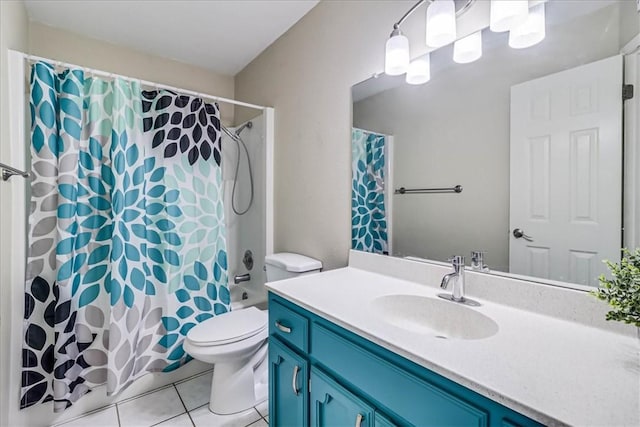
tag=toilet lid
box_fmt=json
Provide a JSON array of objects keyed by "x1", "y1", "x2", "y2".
[{"x1": 187, "y1": 307, "x2": 267, "y2": 346}]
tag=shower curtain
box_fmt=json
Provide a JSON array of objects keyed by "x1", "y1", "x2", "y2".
[
  {"x1": 21, "y1": 61, "x2": 230, "y2": 411},
  {"x1": 351, "y1": 129, "x2": 388, "y2": 254}
]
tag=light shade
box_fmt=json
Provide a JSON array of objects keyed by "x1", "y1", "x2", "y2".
[
  {"x1": 490, "y1": 0, "x2": 528, "y2": 32},
  {"x1": 509, "y1": 3, "x2": 546, "y2": 49},
  {"x1": 385, "y1": 32, "x2": 410, "y2": 75},
  {"x1": 426, "y1": 0, "x2": 456, "y2": 48},
  {"x1": 453, "y1": 31, "x2": 482, "y2": 64},
  {"x1": 406, "y1": 54, "x2": 431, "y2": 85}
]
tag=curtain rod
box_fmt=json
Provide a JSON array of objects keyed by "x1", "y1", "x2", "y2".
[{"x1": 19, "y1": 51, "x2": 267, "y2": 111}]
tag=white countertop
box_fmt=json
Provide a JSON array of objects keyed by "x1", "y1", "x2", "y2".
[{"x1": 266, "y1": 267, "x2": 640, "y2": 427}]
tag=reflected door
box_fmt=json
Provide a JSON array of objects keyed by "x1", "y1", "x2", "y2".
[{"x1": 509, "y1": 55, "x2": 623, "y2": 285}]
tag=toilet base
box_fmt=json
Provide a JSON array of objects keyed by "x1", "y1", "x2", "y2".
[
  {"x1": 208, "y1": 343, "x2": 269, "y2": 415},
  {"x1": 201, "y1": 405, "x2": 266, "y2": 424}
]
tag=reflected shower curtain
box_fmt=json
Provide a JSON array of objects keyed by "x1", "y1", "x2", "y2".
[
  {"x1": 21, "y1": 61, "x2": 229, "y2": 411},
  {"x1": 351, "y1": 129, "x2": 388, "y2": 254}
]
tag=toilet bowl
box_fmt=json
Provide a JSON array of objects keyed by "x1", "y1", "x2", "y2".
[
  {"x1": 184, "y1": 307, "x2": 268, "y2": 414},
  {"x1": 184, "y1": 252, "x2": 322, "y2": 415}
]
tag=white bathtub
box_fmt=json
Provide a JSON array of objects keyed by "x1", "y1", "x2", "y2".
[{"x1": 230, "y1": 284, "x2": 268, "y2": 311}]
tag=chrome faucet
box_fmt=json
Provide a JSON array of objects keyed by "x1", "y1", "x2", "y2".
[
  {"x1": 470, "y1": 251, "x2": 488, "y2": 272},
  {"x1": 439, "y1": 255, "x2": 466, "y2": 302},
  {"x1": 234, "y1": 273, "x2": 251, "y2": 285}
]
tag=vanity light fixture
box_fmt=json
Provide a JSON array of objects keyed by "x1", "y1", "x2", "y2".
[
  {"x1": 508, "y1": 3, "x2": 546, "y2": 49},
  {"x1": 489, "y1": 0, "x2": 529, "y2": 32},
  {"x1": 426, "y1": 0, "x2": 456, "y2": 48},
  {"x1": 406, "y1": 54, "x2": 431, "y2": 85},
  {"x1": 385, "y1": 0, "x2": 475, "y2": 84},
  {"x1": 453, "y1": 30, "x2": 482, "y2": 63},
  {"x1": 385, "y1": 28, "x2": 411, "y2": 75},
  {"x1": 384, "y1": 0, "x2": 546, "y2": 84}
]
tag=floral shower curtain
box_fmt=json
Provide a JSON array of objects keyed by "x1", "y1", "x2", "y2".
[
  {"x1": 351, "y1": 128, "x2": 388, "y2": 254},
  {"x1": 21, "y1": 61, "x2": 229, "y2": 411}
]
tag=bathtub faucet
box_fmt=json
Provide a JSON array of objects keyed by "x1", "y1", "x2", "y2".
[{"x1": 234, "y1": 273, "x2": 251, "y2": 285}]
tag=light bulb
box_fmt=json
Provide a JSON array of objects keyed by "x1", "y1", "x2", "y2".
[
  {"x1": 385, "y1": 32, "x2": 410, "y2": 76},
  {"x1": 509, "y1": 3, "x2": 545, "y2": 49},
  {"x1": 453, "y1": 31, "x2": 482, "y2": 64},
  {"x1": 426, "y1": 0, "x2": 456, "y2": 48},
  {"x1": 406, "y1": 55, "x2": 431, "y2": 85},
  {"x1": 490, "y1": 0, "x2": 528, "y2": 32}
]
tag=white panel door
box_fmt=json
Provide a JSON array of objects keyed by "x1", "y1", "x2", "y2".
[{"x1": 509, "y1": 55, "x2": 623, "y2": 286}]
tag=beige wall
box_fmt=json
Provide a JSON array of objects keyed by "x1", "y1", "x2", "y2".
[
  {"x1": 0, "y1": 3, "x2": 29, "y2": 426},
  {"x1": 235, "y1": 1, "x2": 418, "y2": 270},
  {"x1": 29, "y1": 22, "x2": 236, "y2": 125}
]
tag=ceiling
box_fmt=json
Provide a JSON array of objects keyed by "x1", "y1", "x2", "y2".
[{"x1": 24, "y1": 0, "x2": 319, "y2": 76}]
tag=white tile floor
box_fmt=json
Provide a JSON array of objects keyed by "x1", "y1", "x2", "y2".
[{"x1": 54, "y1": 371, "x2": 269, "y2": 427}]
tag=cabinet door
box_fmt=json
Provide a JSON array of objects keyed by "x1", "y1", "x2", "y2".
[
  {"x1": 270, "y1": 338, "x2": 309, "y2": 427},
  {"x1": 311, "y1": 368, "x2": 374, "y2": 427}
]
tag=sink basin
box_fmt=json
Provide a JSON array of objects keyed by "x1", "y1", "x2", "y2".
[{"x1": 370, "y1": 295, "x2": 499, "y2": 340}]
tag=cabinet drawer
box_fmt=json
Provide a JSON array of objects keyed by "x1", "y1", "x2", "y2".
[
  {"x1": 269, "y1": 299, "x2": 309, "y2": 352},
  {"x1": 311, "y1": 323, "x2": 489, "y2": 427}
]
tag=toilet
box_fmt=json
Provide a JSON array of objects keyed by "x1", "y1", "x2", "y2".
[{"x1": 184, "y1": 252, "x2": 322, "y2": 415}]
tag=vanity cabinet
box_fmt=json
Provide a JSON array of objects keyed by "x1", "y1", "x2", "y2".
[
  {"x1": 268, "y1": 293, "x2": 542, "y2": 427},
  {"x1": 269, "y1": 337, "x2": 309, "y2": 427},
  {"x1": 311, "y1": 368, "x2": 374, "y2": 427}
]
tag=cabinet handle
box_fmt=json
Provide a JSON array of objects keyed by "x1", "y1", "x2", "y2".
[
  {"x1": 275, "y1": 321, "x2": 292, "y2": 334},
  {"x1": 355, "y1": 413, "x2": 363, "y2": 427},
  {"x1": 292, "y1": 365, "x2": 300, "y2": 395}
]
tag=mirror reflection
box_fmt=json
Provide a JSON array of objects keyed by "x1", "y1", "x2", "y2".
[{"x1": 351, "y1": 0, "x2": 639, "y2": 288}]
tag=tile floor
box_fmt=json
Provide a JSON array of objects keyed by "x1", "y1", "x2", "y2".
[{"x1": 55, "y1": 371, "x2": 269, "y2": 427}]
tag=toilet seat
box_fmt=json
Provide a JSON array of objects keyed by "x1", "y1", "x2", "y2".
[{"x1": 187, "y1": 307, "x2": 267, "y2": 346}]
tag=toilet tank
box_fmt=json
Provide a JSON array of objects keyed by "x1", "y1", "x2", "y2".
[{"x1": 265, "y1": 252, "x2": 322, "y2": 282}]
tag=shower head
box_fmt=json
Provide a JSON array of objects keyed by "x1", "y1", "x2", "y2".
[{"x1": 235, "y1": 121, "x2": 253, "y2": 136}]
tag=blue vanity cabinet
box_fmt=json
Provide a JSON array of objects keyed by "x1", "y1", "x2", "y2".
[
  {"x1": 269, "y1": 337, "x2": 309, "y2": 427},
  {"x1": 375, "y1": 412, "x2": 397, "y2": 427},
  {"x1": 310, "y1": 368, "x2": 375, "y2": 427},
  {"x1": 268, "y1": 293, "x2": 543, "y2": 427}
]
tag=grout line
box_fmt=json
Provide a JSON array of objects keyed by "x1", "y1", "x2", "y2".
[
  {"x1": 185, "y1": 410, "x2": 197, "y2": 427},
  {"x1": 172, "y1": 383, "x2": 195, "y2": 426},
  {"x1": 115, "y1": 403, "x2": 122, "y2": 427},
  {"x1": 149, "y1": 412, "x2": 190, "y2": 427},
  {"x1": 52, "y1": 403, "x2": 118, "y2": 427},
  {"x1": 191, "y1": 402, "x2": 209, "y2": 411},
  {"x1": 115, "y1": 383, "x2": 175, "y2": 406},
  {"x1": 173, "y1": 368, "x2": 213, "y2": 386},
  {"x1": 173, "y1": 383, "x2": 189, "y2": 413},
  {"x1": 249, "y1": 417, "x2": 267, "y2": 427}
]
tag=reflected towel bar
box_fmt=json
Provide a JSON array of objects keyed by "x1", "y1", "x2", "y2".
[
  {"x1": 395, "y1": 185, "x2": 463, "y2": 194},
  {"x1": 0, "y1": 162, "x2": 30, "y2": 181}
]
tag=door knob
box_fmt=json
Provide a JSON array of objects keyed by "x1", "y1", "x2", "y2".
[{"x1": 513, "y1": 228, "x2": 533, "y2": 242}]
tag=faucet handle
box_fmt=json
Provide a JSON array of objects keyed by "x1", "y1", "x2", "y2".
[
  {"x1": 471, "y1": 251, "x2": 485, "y2": 263},
  {"x1": 470, "y1": 251, "x2": 488, "y2": 271},
  {"x1": 448, "y1": 255, "x2": 465, "y2": 267}
]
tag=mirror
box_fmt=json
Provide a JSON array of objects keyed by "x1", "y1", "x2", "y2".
[{"x1": 351, "y1": 0, "x2": 639, "y2": 289}]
